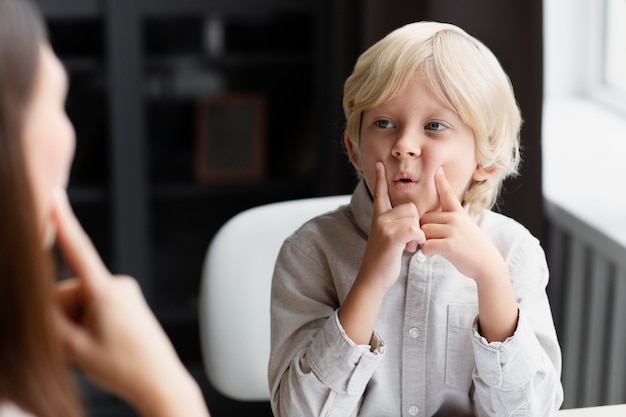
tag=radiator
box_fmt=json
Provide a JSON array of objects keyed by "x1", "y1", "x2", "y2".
[{"x1": 545, "y1": 199, "x2": 626, "y2": 409}]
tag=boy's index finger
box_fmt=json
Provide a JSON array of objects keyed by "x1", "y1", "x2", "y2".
[
  {"x1": 434, "y1": 167, "x2": 463, "y2": 212},
  {"x1": 51, "y1": 189, "x2": 110, "y2": 289},
  {"x1": 373, "y1": 162, "x2": 393, "y2": 216}
]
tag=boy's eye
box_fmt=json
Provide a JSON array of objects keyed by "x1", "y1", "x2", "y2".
[
  {"x1": 425, "y1": 121, "x2": 445, "y2": 131},
  {"x1": 375, "y1": 119, "x2": 396, "y2": 129}
]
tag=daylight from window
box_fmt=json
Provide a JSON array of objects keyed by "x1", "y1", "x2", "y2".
[
  {"x1": 542, "y1": 0, "x2": 626, "y2": 250},
  {"x1": 605, "y1": 0, "x2": 626, "y2": 94}
]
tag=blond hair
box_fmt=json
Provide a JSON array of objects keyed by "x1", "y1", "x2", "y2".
[{"x1": 343, "y1": 21, "x2": 521, "y2": 213}]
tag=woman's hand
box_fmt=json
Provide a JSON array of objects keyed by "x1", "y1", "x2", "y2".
[{"x1": 51, "y1": 189, "x2": 210, "y2": 417}]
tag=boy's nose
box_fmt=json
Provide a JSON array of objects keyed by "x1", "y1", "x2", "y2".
[{"x1": 391, "y1": 134, "x2": 421, "y2": 158}]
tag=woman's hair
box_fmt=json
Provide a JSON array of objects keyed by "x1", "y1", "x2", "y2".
[
  {"x1": 0, "y1": 0, "x2": 82, "y2": 416},
  {"x1": 343, "y1": 21, "x2": 522, "y2": 213}
]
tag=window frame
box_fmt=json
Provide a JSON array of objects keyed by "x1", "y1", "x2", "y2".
[
  {"x1": 544, "y1": 0, "x2": 626, "y2": 115},
  {"x1": 597, "y1": 0, "x2": 626, "y2": 113},
  {"x1": 542, "y1": 0, "x2": 626, "y2": 250}
]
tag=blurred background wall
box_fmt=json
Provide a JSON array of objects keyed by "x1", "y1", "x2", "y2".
[{"x1": 36, "y1": 0, "x2": 545, "y2": 415}]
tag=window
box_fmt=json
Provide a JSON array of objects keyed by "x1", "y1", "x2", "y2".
[
  {"x1": 604, "y1": 0, "x2": 626, "y2": 95},
  {"x1": 544, "y1": 0, "x2": 626, "y2": 113},
  {"x1": 542, "y1": 0, "x2": 626, "y2": 251}
]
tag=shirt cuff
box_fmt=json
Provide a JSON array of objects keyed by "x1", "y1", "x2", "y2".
[
  {"x1": 471, "y1": 308, "x2": 547, "y2": 389},
  {"x1": 305, "y1": 310, "x2": 385, "y2": 395}
]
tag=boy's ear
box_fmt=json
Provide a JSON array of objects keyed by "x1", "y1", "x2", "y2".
[
  {"x1": 344, "y1": 134, "x2": 362, "y2": 170},
  {"x1": 472, "y1": 164, "x2": 495, "y2": 182}
]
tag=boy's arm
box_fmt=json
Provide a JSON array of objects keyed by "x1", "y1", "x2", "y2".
[
  {"x1": 420, "y1": 167, "x2": 518, "y2": 343},
  {"x1": 339, "y1": 162, "x2": 425, "y2": 345},
  {"x1": 421, "y1": 169, "x2": 562, "y2": 414},
  {"x1": 472, "y1": 246, "x2": 519, "y2": 342},
  {"x1": 471, "y1": 240, "x2": 564, "y2": 416},
  {"x1": 269, "y1": 239, "x2": 383, "y2": 417},
  {"x1": 270, "y1": 161, "x2": 423, "y2": 416}
]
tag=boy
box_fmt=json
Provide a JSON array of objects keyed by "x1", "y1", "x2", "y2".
[{"x1": 269, "y1": 21, "x2": 563, "y2": 416}]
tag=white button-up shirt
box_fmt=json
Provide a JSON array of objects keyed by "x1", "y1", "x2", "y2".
[{"x1": 269, "y1": 181, "x2": 563, "y2": 416}]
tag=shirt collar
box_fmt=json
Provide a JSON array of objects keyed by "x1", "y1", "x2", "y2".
[
  {"x1": 349, "y1": 180, "x2": 374, "y2": 236},
  {"x1": 348, "y1": 179, "x2": 484, "y2": 237}
]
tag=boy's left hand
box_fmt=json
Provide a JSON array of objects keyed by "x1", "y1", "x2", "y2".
[{"x1": 420, "y1": 167, "x2": 503, "y2": 283}]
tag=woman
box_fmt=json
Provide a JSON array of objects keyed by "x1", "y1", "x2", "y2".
[{"x1": 0, "y1": 0, "x2": 211, "y2": 416}]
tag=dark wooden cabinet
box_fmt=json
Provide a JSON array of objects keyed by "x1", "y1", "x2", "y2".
[
  {"x1": 36, "y1": 0, "x2": 359, "y2": 415},
  {"x1": 35, "y1": 1, "x2": 546, "y2": 414}
]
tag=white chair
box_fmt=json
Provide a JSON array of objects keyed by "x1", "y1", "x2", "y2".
[{"x1": 198, "y1": 194, "x2": 351, "y2": 401}]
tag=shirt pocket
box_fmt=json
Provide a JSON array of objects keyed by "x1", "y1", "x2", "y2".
[{"x1": 445, "y1": 303, "x2": 478, "y2": 391}]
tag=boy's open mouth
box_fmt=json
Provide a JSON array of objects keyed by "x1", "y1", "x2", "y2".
[{"x1": 393, "y1": 171, "x2": 418, "y2": 184}]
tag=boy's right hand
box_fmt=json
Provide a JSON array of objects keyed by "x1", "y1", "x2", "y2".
[
  {"x1": 360, "y1": 162, "x2": 425, "y2": 291},
  {"x1": 338, "y1": 162, "x2": 426, "y2": 345}
]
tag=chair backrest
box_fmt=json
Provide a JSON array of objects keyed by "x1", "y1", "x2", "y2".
[{"x1": 198, "y1": 194, "x2": 351, "y2": 401}]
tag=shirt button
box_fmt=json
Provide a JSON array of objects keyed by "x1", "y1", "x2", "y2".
[
  {"x1": 416, "y1": 250, "x2": 426, "y2": 263},
  {"x1": 408, "y1": 327, "x2": 419, "y2": 338},
  {"x1": 408, "y1": 405, "x2": 419, "y2": 415}
]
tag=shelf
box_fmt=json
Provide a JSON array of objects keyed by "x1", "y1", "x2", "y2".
[
  {"x1": 35, "y1": 0, "x2": 100, "y2": 18},
  {"x1": 133, "y1": 0, "x2": 316, "y2": 16},
  {"x1": 37, "y1": 2, "x2": 353, "y2": 415},
  {"x1": 62, "y1": 57, "x2": 105, "y2": 74},
  {"x1": 145, "y1": 52, "x2": 312, "y2": 72},
  {"x1": 150, "y1": 180, "x2": 315, "y2": 201},
  {"x1": 41, "y1": 0, "x2": 347, "y2": 367},
  {"x1": 67, "y1": 186, "x2": 109, "y2": 205}
]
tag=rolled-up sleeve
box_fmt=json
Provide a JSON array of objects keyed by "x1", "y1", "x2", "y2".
[
  {"x1": 269, "y1": 235, "x2": 384, "y2": 417},
  {"x1": 471, "y1": 235, "x2": 563, "y2": 416},
  {"x1": 307, "y1": 311, "x2": 384, "y2": 395}
]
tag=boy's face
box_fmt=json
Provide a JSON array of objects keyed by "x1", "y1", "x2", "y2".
[{"x1": 345, "y1": 71, "x2": 492, "y2": 218}]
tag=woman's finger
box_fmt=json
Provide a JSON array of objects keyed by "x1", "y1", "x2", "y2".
[
  {"x1": 54, "y1": 278, "x2": 85, "y2": 321},
  {"x1": 51, "y1": 188, "x2": 110, "y2": 289}
]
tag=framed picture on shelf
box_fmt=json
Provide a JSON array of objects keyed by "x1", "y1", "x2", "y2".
[{"x1": 195, "y1": 94, "x2": 266, "y2": 183}]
